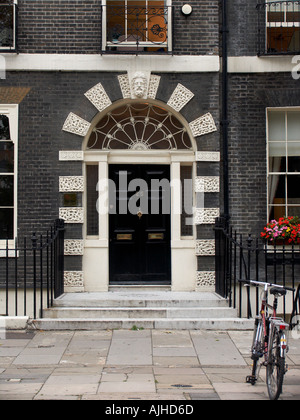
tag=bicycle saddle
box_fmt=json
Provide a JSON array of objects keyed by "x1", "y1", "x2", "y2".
[{"x1": 270, "y1": 287, "x2": 286, "y2": 296}]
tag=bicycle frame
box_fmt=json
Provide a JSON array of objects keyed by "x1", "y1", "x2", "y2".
[
  {"x1": 248, "y1": 280, "x2": 291, "y2": 361},
  {"x1": 244, "y1": 279, "x2": 293, "y2": 398}
]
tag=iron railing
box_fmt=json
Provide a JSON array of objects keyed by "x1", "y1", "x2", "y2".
[
  {"x1": 257, "y1": 1, "x2": 300, "y2": 55},
  {"x1": 291, "y1": 283, "x2": 300, "y2": 328},
  {"x1": 215, "y1": 217, "x2": 300, "y2": 323},
  {"x1": 102, "y1": 4, "x2": 172, "y2": 54},
  {"x1": 0, "y1": 219, "x2": 64, "y2": 319}
]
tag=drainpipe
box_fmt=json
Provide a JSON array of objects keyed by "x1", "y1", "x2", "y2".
[{"x1": 221, "y1": 0, "x2": 229, "y2": 221}]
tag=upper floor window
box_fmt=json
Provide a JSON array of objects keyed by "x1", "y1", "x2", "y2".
[
  {"x1": 102, "y1": 0, "x2": 172, "y2": 54},
  {"x1": 267, "y1": 108, "x2": 300, "y2": 221},
  {"x1": 0, "y1": 0, "x2": 17, "y2": 52},
  {"x1": 257, "y1": 1, "x2": 300, "y2": 55}
]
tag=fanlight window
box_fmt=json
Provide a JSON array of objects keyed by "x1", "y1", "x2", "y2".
[{"x1": 86, "y1": 103, "x2": 192, "y2": 150}]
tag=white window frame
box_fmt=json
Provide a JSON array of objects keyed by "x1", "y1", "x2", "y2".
[
  {"x1": 101, "y1": 0, "x2": 172, "y2": 52},
  {"x1": 0, "y1": 0, "x2": 18, "y2": 52},
  {"x1": 0, "y1": 104, "x2": 18, "y2": 248},
  {"x1": 266, "y1": 106, "x2": 300, "y2": 221}
]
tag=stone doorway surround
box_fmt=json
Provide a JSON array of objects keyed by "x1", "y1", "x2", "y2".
[{"x1": 59, "y1": 71, "x2": 220, "y2": 293}]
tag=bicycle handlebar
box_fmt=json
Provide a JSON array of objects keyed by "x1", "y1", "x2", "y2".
[{"x1": 238, "y1": 279, "x2": 295, "y2": 292}]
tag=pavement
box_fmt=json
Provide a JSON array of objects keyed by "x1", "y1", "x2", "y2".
[{"x1": 0, "y1": 328, "x2": 299, "y2": 401}]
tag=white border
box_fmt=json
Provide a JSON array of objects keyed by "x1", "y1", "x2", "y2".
[
  {"x1": 2, "y1": 54, "x2": 298, "y2": 73},
  {"x1": 2, "y1": 54, "x2": 220, "y2": 73}
]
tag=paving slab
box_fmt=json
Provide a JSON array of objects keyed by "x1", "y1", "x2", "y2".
[
  {"x1": 153, "y1": 356, "x2": 200, "y2": 366},
  {"x1": 153, "y1": 347, "x2": 196, "y2": 357},
  {"x1": 152, "y1": 330, "x2": 193, "y2": 348},
  {"x1": 0, "y1": 329, "x2": 299, "y2": 400},
  {"x1": 106, "y1": 330, "x2": 152, "y2": 366},
  {"x1": 191, "y1": 330, "x2": 247, "y2": 366},
  {"x1": 36, "y1": 370, "x2": 101, "y2": 397}
]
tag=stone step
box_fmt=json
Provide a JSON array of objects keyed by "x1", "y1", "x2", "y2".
[
  {"x1": 33, "y1": 291, "x2": 253, "y2": 331},
  {"x1": 43, "y1": 306, "x2": 238, "y2": 319},
  {"x1": 32, "y1": 317, "x2": 254, "y2": 331},
  {"x1": 53, "y1": 291, "x2": 229, "y2": 308}
]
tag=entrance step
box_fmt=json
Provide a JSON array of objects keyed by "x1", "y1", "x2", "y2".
[
  {"x1": 42, "y1": 306, "x2": 238, "y2": 319},
  {"x1": 32, "y1": 291, "x2": 254, "y2": 330},
  {"x1": 52, "y1": 291, "x2": 230, "y2": 308}
]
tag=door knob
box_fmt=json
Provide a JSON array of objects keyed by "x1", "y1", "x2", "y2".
[{"x1": 137, "y1": 210, "x2": 143, "y2": 220}]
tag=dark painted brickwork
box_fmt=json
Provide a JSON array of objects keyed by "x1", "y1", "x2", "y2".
[
  {"x1": 17, "y1": 0, "x2": 102, "y2": 54},
  {"x1": 227, "y1": 0, "x2": 259, "y2": 56},
  {"x1": 17, "y1": 0, "x2": 219, "y2": 55},
  {"x1": 227, "y1": 72, "x2": 300, "y2": 236}
]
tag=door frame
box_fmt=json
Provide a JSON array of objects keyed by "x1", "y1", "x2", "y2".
[{"x1": 83, "y1": 149, "x2": 197, "y2": 291}]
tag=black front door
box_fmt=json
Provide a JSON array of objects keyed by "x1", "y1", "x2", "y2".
[{"x1": 109, "y1": 165, "x2": 171, "y2": 284}]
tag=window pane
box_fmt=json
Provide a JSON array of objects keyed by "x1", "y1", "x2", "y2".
[
  {"x1": 288, "y1": 156, "x2": 300, "y2": 173},
  {"x1": 288, "y1": 207, "x2": 300, "y2": 217},
  {"x1": 0, "y1": 114, "x2": 10, "y2": 140},
  {"x1": 269, "y1": 142, "x2": 286, "y2": 172},
  {"x1": 63, "y1": 193, "x2": 78, "y2": 207},
  {"x1": 269, "y1": 205, "x2": 286, "y2": 221},
  {"x1": 268, "y1": 112, "x2": 285, "y2": 141},
  {"x1": 0, "y1": 5, "x2": 14, "y2": 47},
  {"x1": 127, "y1": 1, "x2": 146, "y2": 42},
  {"x1": 181, "y1": 165, "x2": 193, "y2": 236},
  {"x1": 86, "y1": 165, "x2": 99, "y2": 236},
  {"x1": 287, "y1": 141, "x2": 300, "y2": 158},
  {"x1": 287, "y1": 175, "x2": 300, "y2": 205},
  {"x1": 269, "y1": 156, "x2": 286, "y2": 172},
  {"x1": 0, "y1": 175, "x2": 13, "y2": 206},
  {"x1": 0, "y1": 208, "x2": 13, "y2": 239},
  {"x1": 287, "y1": 112, "x2": 300, "y2": 141},
  {"x1": 269, "y1": 174, "x2": 286, "y2": 205},
  {"x1": 148, "y1": 1, "x2": 167, "y2": 44},
  {"x1": 107, "y1": 0, "x2": 125, "y2": 43},
  {"x1": 0, "y1": 141, "x2": 14, "y2": 173}
]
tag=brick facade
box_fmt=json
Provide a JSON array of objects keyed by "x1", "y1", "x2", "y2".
[
  {"x1": 0, "y1": 0, "x2": 299, "y2": 292},
  {"x1": 17, "y1": 0, "x2": 219, "y2": 55},
  {"x1": 227, "y1": 73, "x2": 300, "y2": 235}
]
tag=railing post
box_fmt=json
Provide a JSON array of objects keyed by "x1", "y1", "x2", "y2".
[
  {"x1": 54, "y1": 219, "x2": 64, "y2": 299},
  {"x1": 31, "y1": 232, "x2": 37, "y2": 319},
  {"x1": 246, "y1": 234, "x2": 253, "y2": 319},
  {"x1": 215, "y1": 216, "x2": 229, "y2": 299},
  {"x1": 5, "y1": 237, "x2": 9, "y2": 316},
  {"x1": 14, "y1": 237, "x2": 18, "y2": 316},
  {"x1": 40, "y1": 234, "x2": 43, "y2": 319}
]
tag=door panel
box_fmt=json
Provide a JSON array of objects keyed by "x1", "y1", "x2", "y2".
[{"x1": 109, "y1": 164, "x2": 171, "y2": 284}]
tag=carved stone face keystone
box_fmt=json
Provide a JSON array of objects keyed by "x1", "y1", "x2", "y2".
[{"x1": 131, "y1": 72, "x2": 148, "y2": 98}]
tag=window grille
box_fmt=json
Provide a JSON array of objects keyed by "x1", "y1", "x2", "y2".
[
  {"x1": 102, "y1": 0, "x2": 172, "y2": 54},
  {"x1": 257, "y1": 1, "x2": 300, "y2": 55}
]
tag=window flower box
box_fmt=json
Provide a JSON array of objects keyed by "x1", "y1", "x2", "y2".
[{"x1": 261, "y1": 216, "x2": 300, "y2": 245}]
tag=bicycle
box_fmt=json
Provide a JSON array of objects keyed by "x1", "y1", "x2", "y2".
[{"x1": 240, "y1": 279, "x2": 294, "y2": 400}]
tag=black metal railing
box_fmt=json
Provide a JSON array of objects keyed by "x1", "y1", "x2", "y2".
[
  {"x1": 102, "y1": 4, "x2": 172, "y2": 54},
  {"x1": 291, "y1": 283, "x2": 300, "y2": 327},
  {"x1": 0, "y1": 219, "x2": 64, "y2": 319},
  {"x1": 257, "y1": 1, "x2": 300, "y2": 55},
  {"x1": 215, "y1": 217, "x2": 300, "y2": 322}
]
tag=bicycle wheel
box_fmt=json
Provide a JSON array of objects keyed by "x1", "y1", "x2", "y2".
[{"x1": 266, "y1": 329, "x2": 285, "y2": 400}]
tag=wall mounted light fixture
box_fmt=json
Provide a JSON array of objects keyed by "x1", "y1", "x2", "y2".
[{"x1": 181, "y1": 4, "x2": 193, "y2": 16}]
